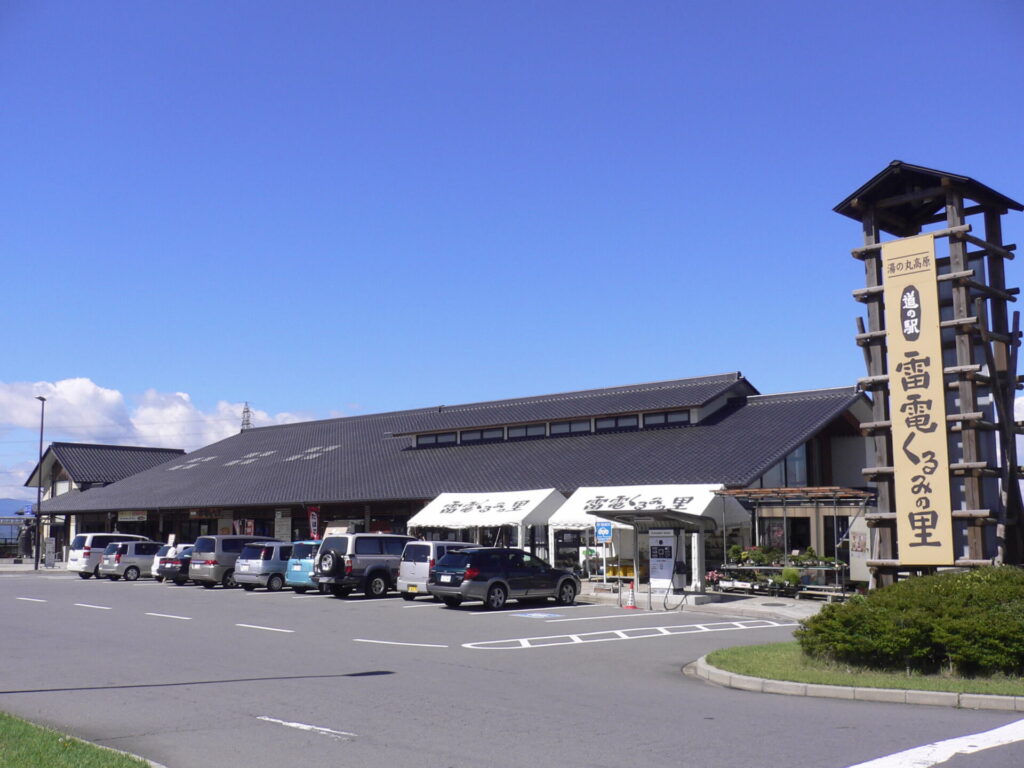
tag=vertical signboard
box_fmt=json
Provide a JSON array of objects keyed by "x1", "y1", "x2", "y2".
[{"x1": 883, "y1": 233, "x2": 954, "y2": 565}]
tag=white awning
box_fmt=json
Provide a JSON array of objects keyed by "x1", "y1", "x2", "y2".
[
  {"x1": 407, "y1": 489, "x2": 566, "y2": 530},
  {"x1": 559, "y1": 484, "x2": 749, "y2": 531}
]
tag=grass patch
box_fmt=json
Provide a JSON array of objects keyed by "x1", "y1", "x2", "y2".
[
  {"x1": 706, "y1": 642, "x2": 1024, "y2": 697},
  {"x1": 0, "y1": 712, "x2": 149, "y2": 767}
]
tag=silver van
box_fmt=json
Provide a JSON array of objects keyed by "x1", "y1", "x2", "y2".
[
  {"x1": 397, "y1": 540, "x2": 475, "y2": 600},
  {"x1": 98, "y1": 540, "x2": 163, "y2": 581},
  {"x1": 67, "y1": 533, "x2": 149, "y2": 579},
  {"x1": 190, "y1": 534, "x2": 279, "y2": 589},
  {"x1": 235, "y1": 541, "x2": 294, "y2": 592},
  {"x1": 314, "y1": 533, "x2": 414, "y2": 598}
]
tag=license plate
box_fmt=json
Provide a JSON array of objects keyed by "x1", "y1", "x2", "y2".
[
  {"x1": 408, "y1": 585, "x2": 418, "y2": 593},
  {"x1": 440, "y1": 574, "x2": 452, "y2": 583},
  {"x1": 238, "y1": 563, "x2": 249, "y2": 570},
  {"x1": 292, "y1": 565, "x2": 302, "y2": 570}
]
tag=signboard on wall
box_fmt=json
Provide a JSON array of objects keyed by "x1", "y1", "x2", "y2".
[
  {"x1": 274, "y1": 509, "x2": 291, "y2": 541},
  {"x1": 882, "y1": 233, "x2": 954, "y2": 566},
  {"x1": 118, "y1": 511, "x2": 148, "y2": 522}
]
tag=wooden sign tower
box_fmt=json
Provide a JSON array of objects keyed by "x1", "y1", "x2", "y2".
[{"x1": 835, "y1": 161, "x2": 1024, "y2": 584}]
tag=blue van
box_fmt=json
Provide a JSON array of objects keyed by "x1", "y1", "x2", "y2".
[{"x1": 285, "y1": 540, "x2": 322, "y2": 593}]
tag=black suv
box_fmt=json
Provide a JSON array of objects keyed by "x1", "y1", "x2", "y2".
[{"x1": 427, "y1": 547, "x2": 580, "y2": 610}]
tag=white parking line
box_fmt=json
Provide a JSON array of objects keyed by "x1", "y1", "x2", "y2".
[
  {"x1": 843, "y1": 717, "x2": 1024, "y2": 768},
  {"x1": 16, "y1": 597, "x2": 47, "y2": 603},
  {"x1": 145, "y1": 613, "x2": 191, "y2": 620},
  {"x1": 464, "y1": 619, "x2": 797, "y2": 649},
  {"x1": 545, "y1": 612, "x2": 665, "y2": 623},
  {"x1": 236, "y1": 623, "x2": 294, "y2": 633},
  {"x1": 352, "y1": 639, "x2": 448, "y2": 648},
  {"x1": 74, "y1": 603, "x2": 112, "y2": 610},
  {"x1": 257, "y1": 716, "x2": 356, "y2": 741}
]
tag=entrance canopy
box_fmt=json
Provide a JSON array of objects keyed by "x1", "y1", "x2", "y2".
[
  {"x1": 407, "y1": 488, "x2": 565, "y2": 530},
  {"x1": 562, "y1": 484, "x2": 749, "y2": 532}
]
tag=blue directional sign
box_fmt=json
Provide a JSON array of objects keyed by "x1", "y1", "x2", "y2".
[{"x1": 595, "y1": 521, "x2": 613, "y2": 543}]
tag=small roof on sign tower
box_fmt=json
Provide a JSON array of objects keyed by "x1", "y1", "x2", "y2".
[{"x1": 833, "y1": 160, "x2": 1023, "y2": 238}]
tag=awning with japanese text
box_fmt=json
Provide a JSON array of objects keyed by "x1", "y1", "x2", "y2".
[{"x1": 407, "y1": 488, "x2": 566, "y2": 529}]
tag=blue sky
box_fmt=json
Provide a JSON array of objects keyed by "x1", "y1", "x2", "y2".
[{"x1": 3, "y1": 1, "x2": 1024, "y2": 499}]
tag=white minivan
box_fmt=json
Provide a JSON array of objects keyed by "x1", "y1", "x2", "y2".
[
  {"x1": 67, "y1": 533, "x2": 149, "y2": 579},
  {"x1": 397, "y1": 540, "x2": 475, "y2": 600}
]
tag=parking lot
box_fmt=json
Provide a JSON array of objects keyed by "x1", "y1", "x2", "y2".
[{"x1": 2, "y1": 571, "x2": 1023, "y2": 768}]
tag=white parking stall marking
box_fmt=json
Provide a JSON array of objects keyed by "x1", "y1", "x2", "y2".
[
  {"x1": 352, "y1": 639, "x2": 448, "y2": 648},
  {"x1": 257, "y1": 716, "x2": 356, "y2": 741},
  {"x1": 463, "y1": 619, "x2": 797, "y2": 650},
  {"x1": 74, "y1": 603, "x2": 112, "y2": 610},
  {"x1": 145, "y1": 613, "x2": 192, "y2": 620},
  {"x1": 236, "y1": 623, "x2": 294, "y2": 633},
  {"x1": 843, "y1": 717, "x2": 1024, "y2": 768},
  {"x1": 16, "y1": 597, "x2": 47, "y2": 603},
  {"x1": 545, "y1": 612, "x2": 666, "y2": 623}
]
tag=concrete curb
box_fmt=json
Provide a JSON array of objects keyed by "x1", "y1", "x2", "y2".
[{"x1": 688, "y1": 655, "x2": 1024, "y2": 712}]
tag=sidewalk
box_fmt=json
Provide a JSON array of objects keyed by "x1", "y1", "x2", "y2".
[{"x1": 578, "y1": 579, "x2": 825, "y2": 622}]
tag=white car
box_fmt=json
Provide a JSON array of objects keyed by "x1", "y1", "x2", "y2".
[{"x1": 67, "y1": 533, "x2": 149, "y2": 579}]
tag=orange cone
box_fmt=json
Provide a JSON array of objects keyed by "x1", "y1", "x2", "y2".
[{"x1": 623, "y1": 580, "x2": 638, "y2": 609}]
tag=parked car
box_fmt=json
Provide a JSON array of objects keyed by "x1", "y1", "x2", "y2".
[
  {"x1": 235, "y1": 541, "x2": 294, "y2": 591},
  {"x1": 397, "y1": 540, "x2": 475, "y2": 600},
  {"x1": 314, "y1": 532, "x2": 414, "y2": 598},
  {"x1": 98, "y1": 540, "x2": 163, "y2": 581},
  {"x1": 285, "y1": 540, "x2": 321, "y2": 593},
  {"x1": 428, "y1": 547, "x2": 580, "y2": 610},
  {"x1": 150, "y1": 542, "x2": 192, "y2": 581},
  {"x1": 156, "y1": 545, "x2": 194, "y2": 585},
  {"x1": 67, "y1": 533, "x2": 150, "y2": 579},
  {"x1": 189, "y1": 534, "x2": 279, "y2": 589}
]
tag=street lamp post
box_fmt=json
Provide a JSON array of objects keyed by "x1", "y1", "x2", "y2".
[{"x1": 33, "y1": 396, "x2": 46, "y2": 571}]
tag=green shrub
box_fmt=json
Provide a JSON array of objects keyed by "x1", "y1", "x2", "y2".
[{"x1": 795, "y1": 566, "x2": 1024, "y2": 676}]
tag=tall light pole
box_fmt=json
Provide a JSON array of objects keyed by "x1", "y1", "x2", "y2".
[{"x1": 33, "y1": 396, "x2": 46, "y2": 571}]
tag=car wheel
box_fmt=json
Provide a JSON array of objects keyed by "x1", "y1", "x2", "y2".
[
  {"x1": 201, "y1": 582, "x2": 216, "y2": 589},
  {"x1": 330, "y1": 584, "x2": 352, "y2": 598},
  {"x1": 124, "y1": 567, "x2": 140, "y2": 581},
  {"x1": 78, "y1": 572, "x2": 91, "y2": 580},
  {"x1": 401, "y1": 592, "x2": 416, "y2": 601},
  {"x1": 485, "y1": 584, "x2": 507, "y2": 610},
  {"x1": 319, "y1": 552, "x2": 336, "y2": 575},
  {"x1": 267, "y1": 574, "x2": 284, "y2": 592},
  {"x1": 242, "y1": 583, "x2": 256, "y2": 591},
  {"x1": 555, "y1": 580, "x2": 577, "y2": 605},
  {"x1": 442, "y1": 596, "x2": 462, "y2": 608},
  {"x1": 292, "y1": 586, "x2": 308, "y2": 594},
  {"x1": 108, "y1": 575, "x2": 120, "y2": 581},
  {"x1": 365, "y1": 574, "x2": 388, "y2": 598},
  {"x1": 221, "y1": 570, "x2": 237, "y2": 589},
  {"x1": 173, "y1": 576, "x2": 186, "y2": 586}
]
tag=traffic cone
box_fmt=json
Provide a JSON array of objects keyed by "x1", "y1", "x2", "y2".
[{"x1": 623, "y1": 580, "x2": 638, "y2": 609}]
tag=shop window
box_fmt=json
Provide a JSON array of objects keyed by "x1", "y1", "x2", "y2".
[
  {"x1": 758, "y1": 517, "x2": 811, "y2": 552},
  {"x1": 595, "y1": 415, "x2": 639, "y2": 432},
  {"x1": 416, "y1": 432, "x2": 457, "y2": 448},
  {"x1": 785, "y1": 444, "x2": 808, "y2": 487},
  {"x1": 642, "y1": 410, "x2": 690, "y2": 428},
  {"x1": 550, "y1": 419, "x2": 591, "y2": 436},
  {"x1": 824, "y1": 516, "x2": 851, "y2": 560}
]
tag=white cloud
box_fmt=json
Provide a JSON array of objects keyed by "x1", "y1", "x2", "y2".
[{"x1": 0, "y1": 378, "x2": 308, "y2": 500}]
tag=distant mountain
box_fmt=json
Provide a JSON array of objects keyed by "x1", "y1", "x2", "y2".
[{"x1": 0, "y1": 498, "x2": 33, "y2": 516}]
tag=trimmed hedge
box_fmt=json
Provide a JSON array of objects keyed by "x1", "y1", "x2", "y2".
[{"x1": 795, "y1": 566, "x2": 1024, "y2": 676}]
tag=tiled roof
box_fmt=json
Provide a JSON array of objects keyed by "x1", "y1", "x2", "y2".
[
  {"x1": 40, "y1": 381, "x2": 864, "y2": 514},
  {"x1": 392, "y1": 373, "x2": 753, "y2": 433},
  {"x1": 28, "y1": 443, "x2": 185, "y2": 487}
]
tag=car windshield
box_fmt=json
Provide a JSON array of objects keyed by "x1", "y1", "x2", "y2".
[
  {"x1": 291, "y1": 543, "x2": 317, "y2": 559},
  {"x1": 103, "y1": 543, "x2": 120, "y2": 555},
  {"x1": 240, "y1": 545, "x2": 271, "y2": 560},
  {"x1": 193, "y1": 538, "x2": 215, "y2": 553},
  {"x1": 402, "y1": 544, "x2": 430, "y2": 563},
  {"x1": 71, "y1": 536, "x2": 87, "y2": 549},
  {"x1": 157, "y1": 545, "x2": 172, "y2": 557},
  {"x1": 437, "y1": 551, "x2": 473, "y2": 569},
  {"x1": 320, "y1": 536, "x2": 348, "y2": 555},
  {"x1": 179, "y1": 546, "x2": 193, "y2": 557}
]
